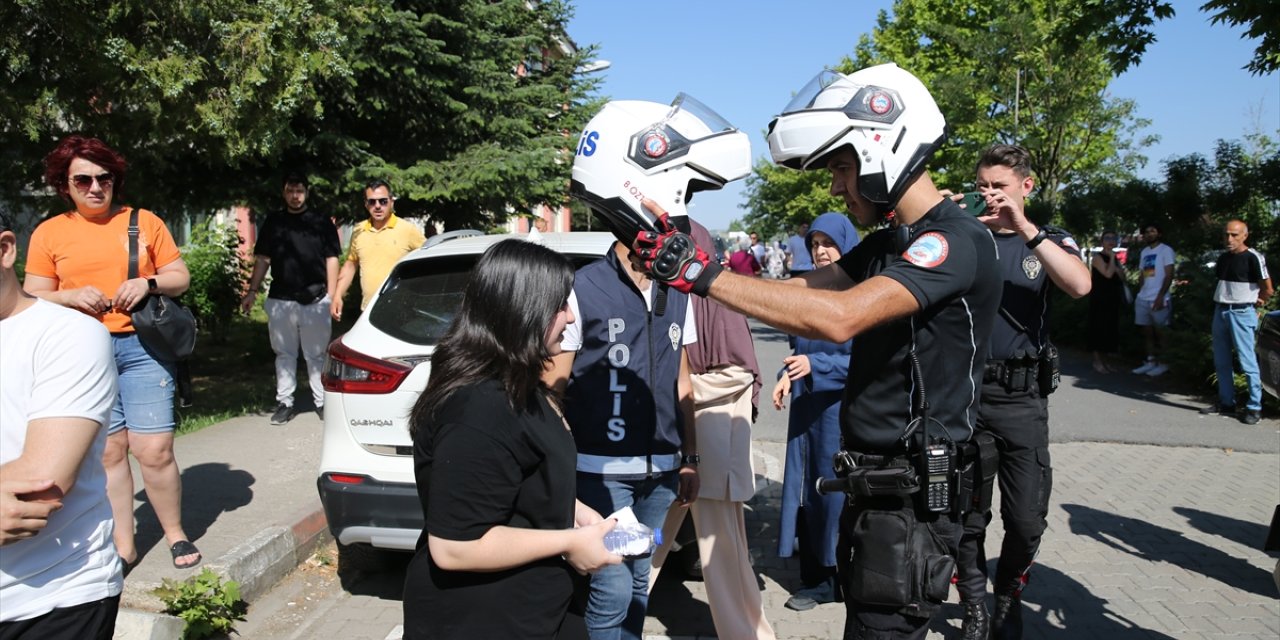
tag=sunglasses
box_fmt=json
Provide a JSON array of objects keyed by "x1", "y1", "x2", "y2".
[
  {"x1": 365, "y1": 197, "x2": 390, "y2": 207},
  {"x1": 70, "y1": 173, "x2": 114, "y2": 191}
]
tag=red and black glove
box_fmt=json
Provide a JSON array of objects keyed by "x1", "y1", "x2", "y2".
[{"x1": 633, "y1": 215, "x2": 722, "y2": 296}]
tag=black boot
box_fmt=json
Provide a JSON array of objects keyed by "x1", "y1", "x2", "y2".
[
  {"x1": 991, "y1": 593, "x2": 1023, "y2": 640},
  {"x1": 960, "y1": 599, "x2": 989, "y2": 640}
]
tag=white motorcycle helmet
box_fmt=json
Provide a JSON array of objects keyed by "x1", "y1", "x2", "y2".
[
  {"x1": 571, "y1": 94, "x2": 750, "y2": 242},
  {"x1": 767, "y1": 63, "x2": 946, "y2": 216}
]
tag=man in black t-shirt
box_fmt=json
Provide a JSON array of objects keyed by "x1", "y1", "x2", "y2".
[
  {"x1": 239, "y1": 174, "x2": 340, "y2": 425},
  {"x1": 1202, "y1": 219, "x2": 1272, "y2": 425},
  {"x1": 951, "y1": 145, "x2": 1091, "y2": 639},
  {"x1": 632, "y1": 64, "x2": 1002, "y2": 639}
]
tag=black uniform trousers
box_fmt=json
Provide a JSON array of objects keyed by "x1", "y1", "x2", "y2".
[{"x1": 956, "y1": 380, "x2": 1052, "y2": 599}]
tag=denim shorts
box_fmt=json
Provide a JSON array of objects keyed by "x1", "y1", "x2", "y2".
[{"x1": 108, "y1": 333, "x2": 177, "y2": 435}]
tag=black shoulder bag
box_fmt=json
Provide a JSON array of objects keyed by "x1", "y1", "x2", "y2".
[{"x1": 128, "y1": 208, "x2": 196, "y2": 405}]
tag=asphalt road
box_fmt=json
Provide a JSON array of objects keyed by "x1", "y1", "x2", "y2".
[{"x1": 747, "y1": 320, "x2": 1278, "y2": 453}]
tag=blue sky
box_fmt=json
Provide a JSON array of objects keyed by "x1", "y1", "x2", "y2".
[{"x1": 569, "y1": 0, "x2": 1277, "y2": 231}]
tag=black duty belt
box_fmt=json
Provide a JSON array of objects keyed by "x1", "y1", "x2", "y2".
[
  {"x1": 848, "y1": 451, "x2": 913, "y2": 468},
  {"x1": 983, "y1": 359, "x2": 1038, "y2": 385}
]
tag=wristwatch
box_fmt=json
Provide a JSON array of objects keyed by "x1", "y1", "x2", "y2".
[
  {"x1": 147, "y1": 277, "x2": 158, "y2": 293},
  {"x1": 1025, "y1": 228, "x2": 1048, "y2": 249},
  {"x1": 680, "y1": 454, "x2": 700, "y2": 466}
]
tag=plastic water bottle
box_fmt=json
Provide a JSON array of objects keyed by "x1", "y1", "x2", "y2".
[{"x1": 603, "y1": 521, "x2": 663, "y2": 558}]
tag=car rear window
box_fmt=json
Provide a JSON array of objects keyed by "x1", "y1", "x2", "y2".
[{"x1": 368, "y1": 252, "x2": 604, "y2": 346}]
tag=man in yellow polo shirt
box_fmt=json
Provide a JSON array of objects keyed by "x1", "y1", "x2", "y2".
[{"x1": 331, "y1": 180, "x2": 426, "y2": 320}]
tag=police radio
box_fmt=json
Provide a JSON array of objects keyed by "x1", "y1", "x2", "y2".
[
  {"x1": 904, "y1": 344, "x2": 959, "y2": 514},
  {"x1": 922, "y1": 441, "x2": 955, "y2": 513}
]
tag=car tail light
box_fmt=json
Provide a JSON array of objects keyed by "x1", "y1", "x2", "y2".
[
  {"x1": 325, "y1": 473, "x2": 368, "y2": 485},
  {"x1": 322, "y1": 339, "x2": 413, "y2": 394}
]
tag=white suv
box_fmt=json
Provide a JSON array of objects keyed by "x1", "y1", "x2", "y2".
[{"x1": 317, "y1": 231, "x2": 616, "y2": 559}]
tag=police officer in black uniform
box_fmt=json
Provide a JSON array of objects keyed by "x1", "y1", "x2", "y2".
[
  {"x1": 631, "y1": 63, "x2": 1002, "y2": 640},
  {"x1": 951, "y1": 144, "x2": 1092, "y2": 639}
]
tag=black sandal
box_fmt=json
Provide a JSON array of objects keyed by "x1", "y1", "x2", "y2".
[{"x1": 170, "y1": 540, "x2": 202, "y2": 569}]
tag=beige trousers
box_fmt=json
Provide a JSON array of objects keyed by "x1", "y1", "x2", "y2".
[{"x1": 649, "y1": 365, "x2": 775, "y2": 640}]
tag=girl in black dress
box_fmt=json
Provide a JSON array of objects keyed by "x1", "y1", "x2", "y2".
[
  {"x1": 403, "y1": 240, "x2": 620, "y2": 639},
  {"x1": 1089, "y1": 231, "x2": 1126, "y2": 372}
]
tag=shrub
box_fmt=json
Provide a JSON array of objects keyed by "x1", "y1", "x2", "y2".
[
  {"x1": 182, "y1": 220, "x2": 249, "y2": 343},
  {"x1": 153, "y1": 568, "x2": 248, "y2": 640}
]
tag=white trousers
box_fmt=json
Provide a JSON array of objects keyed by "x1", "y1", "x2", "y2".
[
  {"x1": 264, "y1": 296, "x2": 331, "y2": 407},
  {"x1": 650, "y1": 499, "x2": 776, "y2": 640}
]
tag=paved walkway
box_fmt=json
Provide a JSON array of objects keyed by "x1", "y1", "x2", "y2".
[
  {"x1": 115, "y1": 349, "x2": 1280, "y2": 639},
  {"x1": 644, "y1": 440, "x2": 1280, "y2": 639}
]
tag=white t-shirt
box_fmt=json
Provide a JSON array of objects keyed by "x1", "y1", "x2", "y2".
[
  {"x1": 559, "y1": 288, "x2": 697, "y2": 352},
  {"x1": 0, "y1": 299, "x2": 121, "y2": 621},
  {"x1": 1136, "y1": 243, "x2": 1175, "y2": 303}
]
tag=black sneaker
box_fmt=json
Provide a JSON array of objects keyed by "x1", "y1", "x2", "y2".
[
  {"x1": 315, "y1": 405, "x2": 325, "y2": 421},
  {"x1": 270, "y1": 403, "x2": 296, "y2": 425},
  {"x1": 1199, "y1": 403, "x2": 1235, "y2": 416},
  {"x1": 1241, "y1": 410, "x2": 1261, "y2": 425}
]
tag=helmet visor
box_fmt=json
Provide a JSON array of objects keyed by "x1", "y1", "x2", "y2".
[
  {"x1": 779, "y1": 70, "x2": 902, "y2": 125},
  {"x1": 629, "y1": 93, "x2": 741, "y2": 171},
  {"x1": 667, "y1": 93, "x2": 737, "y2": 138}
]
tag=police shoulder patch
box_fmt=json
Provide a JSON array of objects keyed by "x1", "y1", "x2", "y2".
[{"x1": 903, "y1": 232, "x2": 949, "y2": 268}]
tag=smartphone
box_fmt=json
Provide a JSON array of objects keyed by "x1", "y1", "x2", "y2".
[{"x1": 958, "y1": 191, "x2": 988, "y2": 216}]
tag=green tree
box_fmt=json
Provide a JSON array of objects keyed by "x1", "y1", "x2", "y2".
[
  {"x1": 740, "y1": 158, "x2": 844, "y2": 240},
  {"x1": 0, "y1": 0, "x2": 600, "y2": 228},
  {"x1": 1201, "y1": 0, "x2": 1280, "y2": 75},
  {"x1": 741, "y1": 0, "x2": 1170, "y2": 234},
  {"x1": 847, "y1": 0, "x2": 1165, "y2": 214}
]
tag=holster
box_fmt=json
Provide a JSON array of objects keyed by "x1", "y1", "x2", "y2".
[
  {"x1": 967, "y1": 432, "x2": 998, "y2": 513},
  {"x1": 843, "y1": 466, "x2": 919, "y2": 497},
  {"x1": 843, "y1": 501, "x2": 955, "y2": 618}
]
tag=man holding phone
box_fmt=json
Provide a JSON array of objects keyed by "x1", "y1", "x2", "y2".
[{"x1": 950, "y1": 144, "x2": 1091, "y2": 639}]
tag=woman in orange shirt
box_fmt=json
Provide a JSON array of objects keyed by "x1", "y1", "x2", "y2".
[{"x1": 24, "y1": 135, "x2": 200, "y2": 570}]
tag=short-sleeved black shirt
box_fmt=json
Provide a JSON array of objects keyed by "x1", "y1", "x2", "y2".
[
  {"x1": 835, "y1": 199, "x2": 1001, "y2": 451},
  {"x1": 403, "y1": 379, "x2": 579, "y2": 639},
  {"x1": 987, "y1": 228, "x2": 1077, "y2": 360},
  {"x1": 252, "y1": 209, "x2": 340, "y2": 300}
]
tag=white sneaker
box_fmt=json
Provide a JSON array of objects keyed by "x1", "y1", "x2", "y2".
[
  {"x1": 1145, "y1": 363, "x2": 1169, "y2": 377},
  {"x1": 1132, "y1": 361, "x2": 1156, "y2": 375}
]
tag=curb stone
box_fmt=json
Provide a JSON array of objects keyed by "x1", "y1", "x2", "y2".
[{"x1": 114, "y1": 504, "x2": 329, "y2": 640}]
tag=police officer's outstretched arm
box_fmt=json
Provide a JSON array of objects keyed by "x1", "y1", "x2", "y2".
[{"x1": 707, "y1": 268, "x2": 918, "y2": 343}]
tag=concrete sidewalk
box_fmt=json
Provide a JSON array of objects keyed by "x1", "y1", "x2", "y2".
[
  {"x1": 115, "y1": 413, "x2": 1279, "y2": 639},
  {"x1": 645, "y1": 440, "x2": 1280, "y2": 639},
  {"x1": 115, "y1": 411, "x2": 329, "y2": 638}
]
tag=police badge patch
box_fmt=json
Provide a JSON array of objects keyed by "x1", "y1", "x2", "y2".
[
  {"x1": 1022, "y1": 255, "x2": 1042, "y2": 280},
  {"x1": 668, "y1": 323, "x2": 681, "y2": 351}
]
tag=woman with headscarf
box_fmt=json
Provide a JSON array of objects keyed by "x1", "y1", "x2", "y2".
[{"x1": 771, "y1": 212, "x2": 859, "y2": 611}]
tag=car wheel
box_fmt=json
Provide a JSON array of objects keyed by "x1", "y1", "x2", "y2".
[{"x1": 337, "y1": 541, "x2": 389, "y2": 575}]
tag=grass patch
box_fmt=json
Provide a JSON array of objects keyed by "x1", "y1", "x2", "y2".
[{"x1": 175, "y1": 310, "x2": 278, "y2": 436}]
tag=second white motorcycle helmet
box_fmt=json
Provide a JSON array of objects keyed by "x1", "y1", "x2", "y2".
[
  {"x1": 767, "y1": 63, "x2": 946, "y2": 215},
  {"x1": 571, "y1": 94, "x2": 751, "y2": 242}
]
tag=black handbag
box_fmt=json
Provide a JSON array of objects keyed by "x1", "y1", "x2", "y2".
[
  {"x1": 128, "y1": 208, "x2": 196, "y2": 406},
  {"x1": 128, "y1": 209, "x2": 198, "y2": 362}
]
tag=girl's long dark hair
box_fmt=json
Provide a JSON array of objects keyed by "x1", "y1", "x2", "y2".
[{"x1": 409, "y1": 239, "x2": 574, "y2": 435}]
